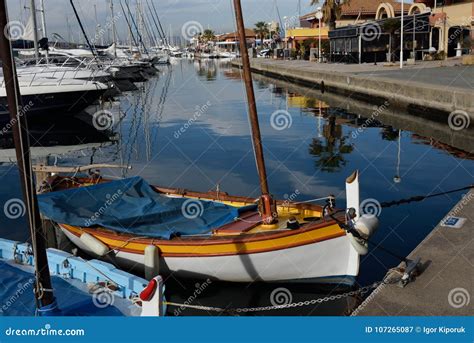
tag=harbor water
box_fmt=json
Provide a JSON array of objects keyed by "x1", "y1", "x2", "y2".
[{"x1": 1, "y1": 59, "x2": 473, "y2": 316}]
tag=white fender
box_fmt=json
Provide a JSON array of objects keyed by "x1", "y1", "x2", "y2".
[
  {"x1": 354, "y1": 215, "x2": 380, "y2": 239},
  {"x1": 140, "y1": 276, "x2": 164, "y2": 317},
  {"x1": 345, "y1": 170, "x2": 360, "y2": 219},
  {"x1": 348, "y1": 234, "x2": 369, "y2": 255},
  {"x1": 79, "y1": 233, "x2": 108, "y2": 257},
  {"x1": 144, "y1": 245, "x2": 160, "y2": 280}
]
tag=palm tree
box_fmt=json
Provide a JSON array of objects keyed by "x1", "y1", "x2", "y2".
[
  {"x1": 254, "y1": 21, "x2": 270, "y2": 44},
  {"x1": 309, "y1": 116, "x2": 353, "y2": 172},
  {"x1": 310, "y1": 0, "x2": 351, "y2": 31},
  {"x1": 201, "y1": 29, "x2": 216, "y2": 42}
]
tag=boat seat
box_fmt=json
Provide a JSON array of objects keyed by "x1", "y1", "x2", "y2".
[{"x1": 213, "y1": 211, "x2": 262, "y2": 235}]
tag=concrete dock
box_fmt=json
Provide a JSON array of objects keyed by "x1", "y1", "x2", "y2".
[
  {"x1": 355, "y1": 190, "x2": 473, "y2": 316},
  {"x1": 232, "y1": 59, "x2": 474, "y2": 119}
]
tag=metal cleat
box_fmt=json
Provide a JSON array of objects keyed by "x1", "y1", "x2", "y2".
[{"x1": 398, "y1": 257, "x2": 422, "y2": 288}]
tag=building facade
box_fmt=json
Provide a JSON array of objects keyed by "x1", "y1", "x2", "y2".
[{"x1": 297, "y1": 0, "x2": 472, "y2": 60}]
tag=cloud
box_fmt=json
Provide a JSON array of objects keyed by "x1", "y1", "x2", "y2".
[{"x1": 6, "y1": 0, "x2": 315, "y2": 44}]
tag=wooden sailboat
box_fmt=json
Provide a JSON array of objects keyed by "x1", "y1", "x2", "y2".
[{"x1": 37, "y1": 0, "x2": 379, "y2": 286}]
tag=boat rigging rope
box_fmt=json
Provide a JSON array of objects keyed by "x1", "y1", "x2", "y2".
[{"x1": 379, "y1": 185, "x2": 474, "y2": 209}]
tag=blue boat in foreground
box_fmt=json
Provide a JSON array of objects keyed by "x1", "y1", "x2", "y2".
[{"x1": 0, "y1": 238, "x2": 164, "y2": 316}]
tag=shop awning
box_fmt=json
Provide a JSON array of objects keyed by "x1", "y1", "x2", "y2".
[{"x1": 286, "y1": 27, "x2": 329, "y2": 41}]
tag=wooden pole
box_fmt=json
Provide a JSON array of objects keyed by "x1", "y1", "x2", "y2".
[
  {"x1": 233, "y1": 0, "x2": 276, "y2": 223},
  {"x1": 0, "y1": 0, "x2": 55, "y2": 308}
]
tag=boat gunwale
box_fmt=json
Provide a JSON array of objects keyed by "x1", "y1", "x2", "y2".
[{"x1": 60, "y1": 223, "x2": 347, "y2": 257}]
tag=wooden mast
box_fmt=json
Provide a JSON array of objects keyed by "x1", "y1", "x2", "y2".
[
  {"x1": 0, "y1": 0, "x2": 55, "y2": 309},
  {"x1": 233, "y1": 0, "x2": 276, "y2": 223}
]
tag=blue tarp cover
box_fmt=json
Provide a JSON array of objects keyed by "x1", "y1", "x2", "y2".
[
  {"x1": 38, "y1": 176, "x2": 254, "y2": 239},
  {"x1": 0, "y1": 263, "x2": 123, "y2": 316}
]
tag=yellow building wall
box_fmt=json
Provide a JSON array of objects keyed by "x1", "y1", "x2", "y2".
[{"x1": 433, "y1": 2, "x2": 473, "y2": 54}]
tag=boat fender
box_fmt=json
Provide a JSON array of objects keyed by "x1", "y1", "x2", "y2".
[
  {"x1": 79, "y1": 233, "x2": 109, "y2": 257},
  {"x1": 144, "y1": 245, "x2": 160, "y2": 280},
  {"x1": 286, "y1": 216, "x2": 300, "y2": 230},
  {"x1": 354, "y1": 215, "x2": 379, "y2": 240},
  {"x1": 348, "y1": 215, "x2": 380, "y2": 255},
  {"x1": 348, "y1": 234, "x2": 369, "y2": 255}
]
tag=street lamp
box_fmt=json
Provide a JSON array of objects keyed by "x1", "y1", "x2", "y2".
[
  {"x1": 400, "y1": 0, "x2": 404, "y2": 69},
  {"x1": 283, "y1": 16, "x2": 288, "y2": 49},
  {"x1": 316, "y1": 7, "x2": 323, "y2": 63}
]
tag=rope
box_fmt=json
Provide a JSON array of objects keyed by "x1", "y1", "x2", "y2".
[
  {"x1": 293, "y1": 196, "x2": 332, "y2": 204},
  {"x1": 380, "y1": 185, "x2": 474, "y2": 209}
]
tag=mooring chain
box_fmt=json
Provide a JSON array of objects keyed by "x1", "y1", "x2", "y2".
[{"x1": 164, "y1": 282, "x2": 383, "y2": 314}]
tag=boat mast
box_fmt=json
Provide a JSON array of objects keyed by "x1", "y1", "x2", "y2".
[
  {"x1": 147, "y1": 0, "x2": 168, "y2": 47},
  {"x1": 29, "y1": 0, "x2": 39, "y2": 62},
  {"x1": 0, "y1": 0, "x2": 55, "y2": 310},
  {"x1": 39, "y1": 0, "x2": 48, "y2": 63},
  {"x1": 110, "y1": 0, "x2": 117, "y2": 57},
  {"x1": 233, "y1": 0, "x2": 276, "y2": 223},
  {"x1": 69, "y1": 0, "x2": 101, "y2": 65}
]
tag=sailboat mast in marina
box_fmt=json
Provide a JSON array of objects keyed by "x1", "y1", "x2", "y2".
[{"x1": 233, "y1": 0, "x2": 277, "y2": 225}]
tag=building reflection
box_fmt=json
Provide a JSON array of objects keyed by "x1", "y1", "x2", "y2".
[
  {"x1": 411, "y1": 134, "x2": 474, "y2": 161},
  {"x1": 194, "y1": 60, "x2": 217, "y2": 81}
]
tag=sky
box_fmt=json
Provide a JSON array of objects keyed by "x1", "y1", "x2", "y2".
[{"x1": 6, "y1": 0, "x2": 320, "y2": 44}]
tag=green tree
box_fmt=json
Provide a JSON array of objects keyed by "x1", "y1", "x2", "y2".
[
  {"x1": 310, "y1": 0, "x2": 351, "y2": 31},
  {"x1": 254, "y1": 21, "x2": 270, "y2": 43},
  {"x1": 201, "y1": 29, "x2": 216, "y2": 42}
]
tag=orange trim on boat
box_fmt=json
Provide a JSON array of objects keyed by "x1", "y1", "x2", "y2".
[{"x1": 61, "y1": 222, "x2": 346, "y2": 257}]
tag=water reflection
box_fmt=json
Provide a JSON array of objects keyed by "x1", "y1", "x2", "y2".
[
  {"x1": 1, "y1": 59, "x2": 473, "y2": 316},
  {"x1": 309, "y1": 115, "x2": 354, "y2": 173}
]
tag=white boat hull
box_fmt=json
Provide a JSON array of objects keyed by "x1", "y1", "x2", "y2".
[{"x1": 62, "y1": 228, "x2": 360, "y2": 285}]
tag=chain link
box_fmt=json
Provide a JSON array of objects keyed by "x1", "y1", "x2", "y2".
[{"x1": 164, "y1": 282, "x2": 384, "y2": 314}]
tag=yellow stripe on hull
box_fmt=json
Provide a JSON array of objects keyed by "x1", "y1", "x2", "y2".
[{"x1": 62, "y1": 223, "x2": 345, "y2": 256}]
